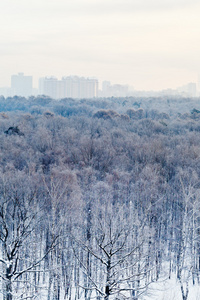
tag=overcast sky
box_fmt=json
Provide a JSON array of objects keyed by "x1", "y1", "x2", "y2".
[{"x1": 1, "y1": 0, "x2": 200, "y2": 90}]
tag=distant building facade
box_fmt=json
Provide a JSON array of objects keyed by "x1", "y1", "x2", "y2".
[
  {"x1": 39, "y1": 77, "x2": 58, "y2": 99},
  {"x1": 11, "y1": 73, "x2": 33, "y2": 97},
  {"x1": 0, "y1": 87, "x2": 14, "y2": 98},
  {"x1": 101, "y1": 81, "x2": 129, "y2": 97},
  {"x1": 39, "y1": 76, "x2": 98, "y2": 99},
  {"x1": 177, "y1": 82, "x2": 197, "y2": 97}
]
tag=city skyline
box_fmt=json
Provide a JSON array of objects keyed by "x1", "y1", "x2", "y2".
[
  {"x1": 0, "y1": 1, "x2": 200, "y2": 91},
  {"x1": 2, "y1": 68, "x2": 199, "y2": 89},
  {"x1": 0, "y1": 72, "x2": 198, "y2": 98},
  {"x1": 1, "y1": 71, "x2": 200, "y2": 90}
]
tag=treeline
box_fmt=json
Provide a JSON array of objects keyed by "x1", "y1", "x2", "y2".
[
  {"x1": 1, "y1": 94, "x2": 200, "y2": 116},
  {"x1": 0, "y1": 97, "x2": 200, "y2": 299}
]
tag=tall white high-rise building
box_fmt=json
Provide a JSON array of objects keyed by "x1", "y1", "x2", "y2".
[
  {"x1": 39, "y1": 76, "x2": 98, "y2": 99},
  {"x1": 101, "y1": 81, "x2": 129, "y2": 97},
  {"x1": 177, "y1": 82, "x2": 197, "y2": 97},
  {"x1": 62, "y1": 76, "x2": 98, "y2": 98},
  {"x1": 11, "y1": 73, "x2": 33, "y2": 97},
  {"x1": 39, "y1": 77, "x2": 58, "y2": 99}
]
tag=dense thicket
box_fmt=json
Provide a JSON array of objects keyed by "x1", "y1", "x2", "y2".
[
  {"x1": 0, "y1": 96, "x2": 200, "y2": 299},
  {"x1": 1, "y1": 95, "x2": 200, "y2": 116}
]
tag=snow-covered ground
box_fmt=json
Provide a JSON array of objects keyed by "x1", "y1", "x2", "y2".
[{"x1": 142, "y1": 276, "x2": 200, "y2": 300}]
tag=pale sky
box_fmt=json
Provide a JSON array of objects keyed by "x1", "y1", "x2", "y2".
[{"x1": 1, "y1": 0, "x2": 200, "y2": 90}]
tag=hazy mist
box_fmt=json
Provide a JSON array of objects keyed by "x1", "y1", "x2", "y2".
[{"x1": 0, "y1": 0, "x2": 200, "y2": 90}]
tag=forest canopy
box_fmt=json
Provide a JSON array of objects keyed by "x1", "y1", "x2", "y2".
[{"x1": 0, "y1": 95, "x2": 200, "y2": 299}]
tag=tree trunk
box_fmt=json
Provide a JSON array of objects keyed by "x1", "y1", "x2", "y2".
[
  {"x1": 6, "y1": 278, "x2": 12, "y2": 300},
  {"x1": 180, "y1": 283, "x2": 189, "y2": 300},
  {"x1": 104, "y1": 258, "x2": 111, "y2": 300},
  {"x1": 5, "y1": 262, "x2": 13, "y2": 300}
]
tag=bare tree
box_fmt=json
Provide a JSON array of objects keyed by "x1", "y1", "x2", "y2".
[
  {"x1": 43, "y1": 169, "x2": 82, "y2": 300},
  {"x1": 0, "y1": 172, "x2": 57, "y2": 300},
  {"x1": 73, "y1": 200, "x2": 155, "y2": 300},
  {"x1": 175, "y1": 177, "x2": 200, "y2": 300}
]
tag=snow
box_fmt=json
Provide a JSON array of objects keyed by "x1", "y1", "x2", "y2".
[{"x1": 142, "y1": 275, "x2": 200, "y2": 300}]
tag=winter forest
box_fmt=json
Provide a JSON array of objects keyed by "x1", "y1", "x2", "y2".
[{"x1": 1, "y1": 95, "x2": 200, "y2": 300}]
